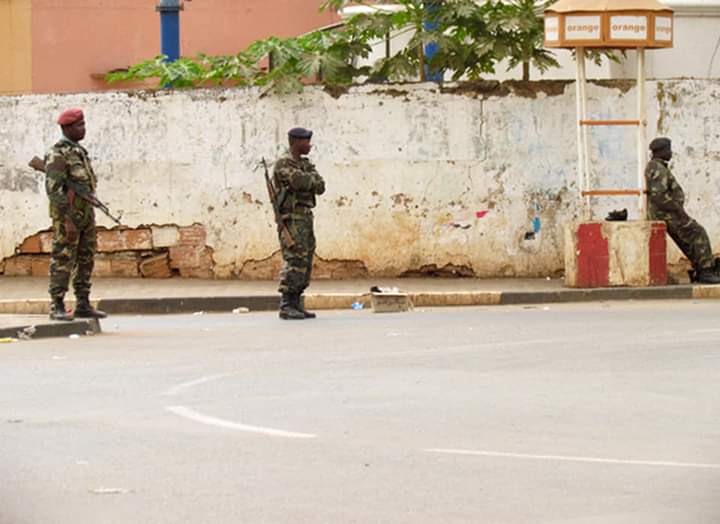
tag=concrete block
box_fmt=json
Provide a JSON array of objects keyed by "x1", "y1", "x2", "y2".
[
  {"x1": 151, "y1": 225, "x2": 179, "y2": 248},
  {"x1": 565, "y1": 221, "x2": 667, "y2": 288},
  {"x1": 371, "y1": 292, "x2": 413, "y2": 313}
]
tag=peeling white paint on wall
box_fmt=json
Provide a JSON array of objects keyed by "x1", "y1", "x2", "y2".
[{"x1": 0, "y1": 80, "x2": 718, "y2": 278}]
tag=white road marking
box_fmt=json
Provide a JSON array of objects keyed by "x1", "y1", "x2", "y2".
[
  {"x1": 166, "y1": 405, "x2": 317, "y2": 439},
  {"x1": 162, "y1": 373, "x2": 238, "y2": 396},
  {"x1": 426, "y1": 448, "x2": 720, "y2": 470},
  {"x1": 690, "y1": 329, "x2": 720, "y2": 334}
]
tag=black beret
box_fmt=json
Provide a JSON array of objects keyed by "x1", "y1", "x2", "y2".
[
  {"x1": 649, "y1": 137, "x2": 671, "y2": 152},
  {"x1": 288, "y1": 127, "x2": 313, "y2": 139}
]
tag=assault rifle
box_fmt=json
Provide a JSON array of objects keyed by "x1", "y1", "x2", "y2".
[
  {"x1": 28, "y1": 156, "x2": 122, "y2": 225},
  {"x1": 259, "y1": 158, "x2": 295, "y2": 248}
]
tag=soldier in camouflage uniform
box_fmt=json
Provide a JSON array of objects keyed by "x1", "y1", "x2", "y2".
[
  {"x1": 273, "y1": 127, "x2": 326, "y2": 320},
  {"x1": 45, "y1": 108, "x2": 107, "y2": 320},
  {"x1": 645, "y1": 137, "x2": 720, "y2": 284}
]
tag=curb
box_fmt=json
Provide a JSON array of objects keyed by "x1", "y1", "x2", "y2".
[
  {"x1": 97, "y1": 296, "x2": 279, "y2": 315},
  {"x1": 0, "y1": 285, "x2": 717, "y2": 318},
  {"x1": 0, "y1": 319, "x2": 102, "y2": 340}
]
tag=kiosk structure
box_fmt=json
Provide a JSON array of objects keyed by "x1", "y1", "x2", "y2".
[{"x1": 544, "y1": 0, "x2": 675, "y2": 288}]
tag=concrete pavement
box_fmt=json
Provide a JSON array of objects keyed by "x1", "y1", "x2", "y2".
[{"x1": 2, "y1": 303, "x2": 719, "y2": 523}]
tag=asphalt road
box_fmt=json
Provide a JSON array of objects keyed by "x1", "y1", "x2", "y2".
[{"x1": 2, "y1": 301, "x2": 720, "y2": 524}]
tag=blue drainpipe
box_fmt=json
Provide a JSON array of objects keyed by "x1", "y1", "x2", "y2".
[
  {"x1": 423, "y1": 1, "x2": 443, "y2": 82},
  {"x1": 156, "y1": 0, "x2": 183, "y2": 62}
]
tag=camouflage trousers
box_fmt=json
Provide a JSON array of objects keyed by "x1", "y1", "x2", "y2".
[
  {"x1": 49, "y1": 217, "x2": 97, "y2": 300},
  {"x1": 278, "y1": 213, "x2": 316, "y2": 295},
  {"x1": 657, "y1": 212, "x2": 715, "y2": 271}
]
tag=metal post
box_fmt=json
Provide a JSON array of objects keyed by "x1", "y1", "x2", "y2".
[
  {"x1": 423, "y1": 1, "x2": 443, "y2": 82},
  {"x1": 575, "y1": 51, "x2": 584, "y2": 212},
  {"x1": 575, "y1": 48, "x2": 590, "y2": 219},
  {"x1": 637, "y1": 48, "x2": 647, "y2": 219},
  {"x1": 156, "y1": 0, "x2": 183, "y2": 62}
]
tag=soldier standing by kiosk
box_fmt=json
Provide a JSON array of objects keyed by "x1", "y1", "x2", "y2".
[
  {"x1": 645, "y1": 137, "x2": 720, "y2": 284},
  {"x1": 45, "y1": 108, "x2": 107, "y2": 320},
  {"x1": 272, "y1": 127, "x2": 326, "y2": 320}
]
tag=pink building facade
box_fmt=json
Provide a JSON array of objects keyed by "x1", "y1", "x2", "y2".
[{"x1": 1, "y1": 0, "x2": 339, "y2": 94}]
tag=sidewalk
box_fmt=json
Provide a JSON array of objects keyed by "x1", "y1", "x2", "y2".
[{"x1": 1, "y1": 275, "x2": 719, "y2": 317}]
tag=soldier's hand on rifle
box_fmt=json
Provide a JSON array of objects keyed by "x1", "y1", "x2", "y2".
[{"x1": 65, "y1": 217, "x2": 78, "y2": 243}]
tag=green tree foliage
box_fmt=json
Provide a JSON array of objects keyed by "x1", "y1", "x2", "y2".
[{"x1": 108, "y1": 1, "x2": 620, "y2": 92}]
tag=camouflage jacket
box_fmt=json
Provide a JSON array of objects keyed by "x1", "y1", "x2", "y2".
[
  {"x1": 645, "y1": 158, "x2": 687, "y2": 222},
  {"x1": 44, "y1": 137, "x2": 97, "y2": 222},
  {"x1": 272, "y1": 153, "x2": 325, "y2": 215}
]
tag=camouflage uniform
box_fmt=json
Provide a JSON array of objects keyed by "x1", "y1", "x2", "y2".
[
  {"x1": 645, "y1": 158, "x2": 714, "y2": 271},
  {"x1": 45, "y1": 137, "x2": 98, "y2": 301},
  {"x1": 273, "y1": 153, "x2": 325, "y2": 295}
]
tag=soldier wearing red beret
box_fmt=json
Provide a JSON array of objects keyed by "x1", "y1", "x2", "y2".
[{"x1": 44, "y1": 109, "x2": 107, "y2": 320}]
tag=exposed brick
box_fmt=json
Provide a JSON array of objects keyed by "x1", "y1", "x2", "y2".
[
  {"x1": 140, "y1": 253, "x2": 172, "y2": 278},
  {"x1": 92, "y1": 255, "x2": 114, "y2": 278},
  {"x1": 4, "y1": 256, "x2": 33, "y2": 276},
  {"x1": 30, "y1": 256, "x2": 51, "y2": 277},
  {"x1": 169, "y1": 245, "x2": 205, "y2": 269},
  {"x1": 18, "y1": 234, "x2": 42, "y2": 254},
  {"x1": 97, "y1": 230, "x2": 124, "y2": 252},
  {"x1": 97, "y1": 228, "x2": 152, "y2": 253},
  {"x1": 110, "y1": 254, "x2": 140, "y2": 277},
  {"x1": 169, "y1": 244, "x2": 213, "y2": 278},
  {"x1": 178, "y1": 224, "x2": 207, "y2": 246},
  {"x1": 151, "y1": 225, "x2": 179, "y2": 248},
  {"x1": 125, "y1": 229, "x2": 153, "y2": 251},
  {"x1": 17, "y1": 231, "x2": 54, "y2": 254}
]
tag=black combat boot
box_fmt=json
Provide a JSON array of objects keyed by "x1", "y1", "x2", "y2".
[
  {"x1": 279, "y1": 292, "x2": 305, "y2": 320},
  {"x1": 49, "y1": 298, "x2": 74, "y2": 321},
  {"x1": 694, "y1": 269, "x2": 720, "y2": 285},
  {"x1": 74, "y1": 296, "x2": 107, "y2": 319},
  {"x1": 295, "y1": 294, "x2": 316, "y2": 319}
]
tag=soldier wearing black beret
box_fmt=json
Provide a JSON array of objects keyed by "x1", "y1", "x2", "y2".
[
  {"x1": 645, "y1": 137, "x2": 720, "y2": 283},
  {"x1": 272, "y1": 127, "x2": 326, "y2": 319}
]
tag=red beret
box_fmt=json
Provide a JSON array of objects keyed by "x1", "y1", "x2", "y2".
[{"x1": 57, "y1": 108, "x2": 84, "y2": 126}]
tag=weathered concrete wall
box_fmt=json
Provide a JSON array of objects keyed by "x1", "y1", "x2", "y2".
[{"x1": 1, "y1": 79, "x2": 719, "y2": 279}]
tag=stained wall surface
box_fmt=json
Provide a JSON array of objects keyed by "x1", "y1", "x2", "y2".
[{"x1": 1, "y1": 79, "x2": 718, "y2": 278}]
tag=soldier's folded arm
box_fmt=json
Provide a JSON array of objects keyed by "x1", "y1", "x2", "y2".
[
  {"x1": 648, "y1": 180, "x2": 689, "y2": 219},
  {"x1": 287, "y1": 171, "x2": 318, "y2": 192},
  {"x1": 312, "y1": 173, "x2": 325, "y2": 195}
]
